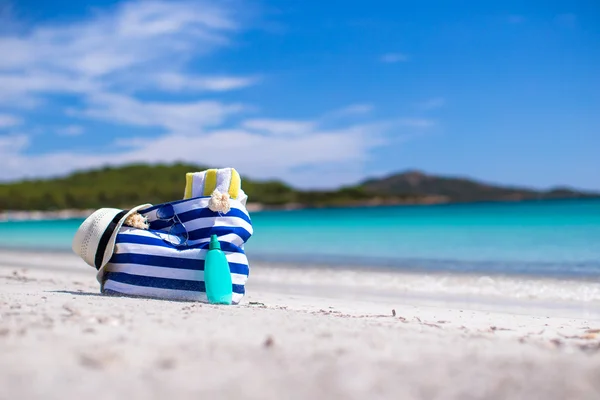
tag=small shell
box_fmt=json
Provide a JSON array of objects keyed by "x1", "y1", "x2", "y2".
[
  {"x1": 208, "y1": 190, "x2": 231, "y2": 214},
  {"x1": 124, "y1": 213, "x2": 149, "y2": 230}
]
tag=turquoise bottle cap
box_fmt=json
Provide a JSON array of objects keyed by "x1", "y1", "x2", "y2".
[{"x1": 209, "y1": 234, "x2": 221, "y2": 250}]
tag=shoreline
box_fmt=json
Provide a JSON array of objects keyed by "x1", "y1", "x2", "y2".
[
  {"x1": 4, "y1": 197, "x2": 599, "y2": 222},
  {"x1": 2, "y1": 245, "x2": 600, "y2": 283},
  {"x1": 1, "y1": 246, "x2": 599, "y2": 285},
  {"x1": 0, "y1": 209, "x2": 96, "y2": 222},
  {"x1": 2, "y1": 248, "x2": 599, "y2": 307}
]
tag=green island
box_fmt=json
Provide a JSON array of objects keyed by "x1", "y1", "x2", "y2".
[{"x1": 0, "y1": 163, "x2": 597, "y2": 212}]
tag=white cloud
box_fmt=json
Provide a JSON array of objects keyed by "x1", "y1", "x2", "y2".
[
  {"x1": 0, "y1": 71, "x2": 100, "y2": 109},
  {"x1": 418, "y1": 97, "x2": 445, "y2": 110},
  {"x1": 380, "y1": 53, "x2": 409, "y2": 63},
  {"x1": 0, "y1": 110, "x2": 434, "y2": 187},
  {"x1": 0, "y1": 1, "x2": 239, "y2": 75},
  {"x1": 0, "y1": 71, "x2": 97, "y2": 101},
  {"x1": 124, "y1": 125, "x2": 382, "y2": 171},
  {"x1": 0, "y1": 121, "x2": 397, "y2": 187},
  {"x1": 242, "y1": 119, "x2": 315, "y2": 135},
  {"x1": 151, "y1": 72, "x2": 259, "y2": 92},
  {"x1": 0, "y1": 133, "x2": 29, "y2": 153},
  {"x1": 319, "y1": 104, "x2": 374, "y2": 124},
  {"x1": 0, "y1": 114, "x2": 21, "y2": 128},
  {"x1": 79, "y1": 92, "x2": 246, "y2": 133},
  {"x1": 0, "y1": 107, "x2": 432, "y2": 185},
  {"x1": 56, "y1": 125, "x2": 84, "y2": 136},
  {"x1": 345, "y1": 104, "x2": 373, "y2": 114},
  {"x1": 272, "y1": 165, "x2": 369, "y2": 189},
  {"x1": 334, "y1": 103, "x2": 374, "y2": 116},
  {"x1": 0, "y1": 0, "x2": 248, "y2": 106}
]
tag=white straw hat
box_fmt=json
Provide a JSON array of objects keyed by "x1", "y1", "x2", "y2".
[{"x1": 72, "y1": 204, "x2": 152, "y2": 273}]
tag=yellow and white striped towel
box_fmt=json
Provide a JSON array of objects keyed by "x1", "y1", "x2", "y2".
[{"x1": 183, "y1": 168, "x2": 248, "y2": 206}]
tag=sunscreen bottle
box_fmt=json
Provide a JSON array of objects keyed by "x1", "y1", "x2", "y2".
[{"x1": 204, "y1": 234, "x2": 233, "y2": 305}]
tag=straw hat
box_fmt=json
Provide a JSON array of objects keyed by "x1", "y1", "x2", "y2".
[{"x1": 72, "y1": 204, "x2": 152, "y2": 273}]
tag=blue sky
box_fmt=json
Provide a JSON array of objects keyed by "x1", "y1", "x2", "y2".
[{"x1": 0, "y1": 0, "x2": 598, "y2": 190}]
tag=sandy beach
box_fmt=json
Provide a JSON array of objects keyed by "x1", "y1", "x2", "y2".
[{"x1": 1, "y1": 249, "x2": 600, "y2": 400}]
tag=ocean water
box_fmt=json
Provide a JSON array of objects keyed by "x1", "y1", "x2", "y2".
[{"x1": 1, "y1": 199, "x2": 599, "y2": 279}]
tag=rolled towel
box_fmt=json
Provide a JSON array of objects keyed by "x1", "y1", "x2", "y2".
[{"x1": 183, "y1": 167, "x2": 248, "y2": 207}]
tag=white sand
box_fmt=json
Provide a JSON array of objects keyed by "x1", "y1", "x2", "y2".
[{"x1": 1, "y1": 249, "x2": 600, "y2": 400}]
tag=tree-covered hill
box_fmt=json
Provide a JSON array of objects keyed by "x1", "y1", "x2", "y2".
[
  {"x1": 0, "y1": 164, "x2": 597, "y2": 211},
  {"x1": 361, "y1": 170, "x2": 599, "y2": 203},
  {"x1": 0, "y1": 163, "x2": 415, "y2": 211}
]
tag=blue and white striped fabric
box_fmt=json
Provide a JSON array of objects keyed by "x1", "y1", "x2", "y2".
[{"x1": 99, "y1": 196, "x2": 253, "y2": 304}]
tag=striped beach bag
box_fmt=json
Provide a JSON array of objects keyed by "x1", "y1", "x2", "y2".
[{"x1": 72, "y1": 168, "x2": 253, "y2": 304}]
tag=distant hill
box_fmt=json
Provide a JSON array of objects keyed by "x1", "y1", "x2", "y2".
[
  {"x1": 0, "y1": 163, "x2": 307, "y2": 211},
  {"x1": 0, "y1": 164, "x2": 597, "y2": 211},
  {"x1": 360, "y1": 170, "x2": 599, "y2": 203},
  {"x1": 0, "y1": 163, "x2": 406, "y2": 211}
]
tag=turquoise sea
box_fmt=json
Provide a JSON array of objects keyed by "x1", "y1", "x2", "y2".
[{"x1": 1, "y1": 199, "x2": 599, "y2": 279}]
